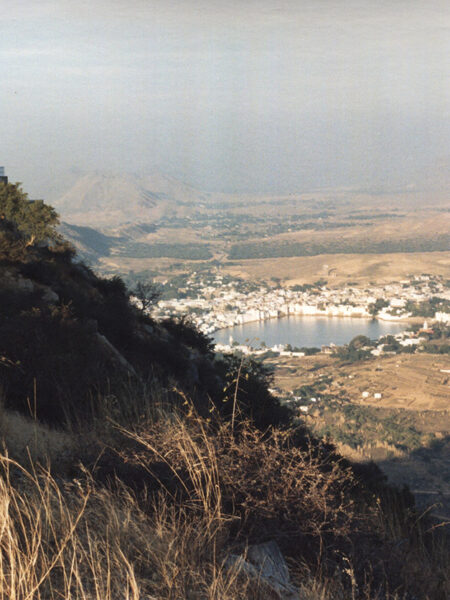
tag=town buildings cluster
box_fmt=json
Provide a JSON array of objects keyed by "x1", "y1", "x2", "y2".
[{"x1": 152, "y1": 273, "x2": 450, "y2": 340}]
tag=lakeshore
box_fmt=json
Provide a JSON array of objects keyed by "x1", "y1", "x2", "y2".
[
  {"x1": 213, "y1": 313, "x2": 406, "y2": 349},
  {"x1": 209, "y1": 308, "x2": 419, "y2": 333}
]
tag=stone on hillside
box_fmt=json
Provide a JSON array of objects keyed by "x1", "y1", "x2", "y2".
[
  {"x1": 95, "y1": 333, "x2": 137, "y2": 377},
  {"x1": 225, "y1": 541, "x2": 301, "y2": 600},
  {"x1": 41, "y1": 286, "x2": 59, "y2": 304}
]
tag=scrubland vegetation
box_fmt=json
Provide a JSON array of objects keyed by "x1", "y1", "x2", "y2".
[
  {"x1": 228, "y1": 236, "x2": 450, "y2": 260},
  {"x1": 0, "y1": 182, "x2": 449, "y2": 599},
  {"x1": 120, "y1": 242, "x2": 212, "y2": 260}
]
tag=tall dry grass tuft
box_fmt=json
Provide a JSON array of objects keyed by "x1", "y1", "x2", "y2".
[
  {"x1": 120, "y1": 413, "x2": 359, "y2": 549},
  {"x1": 372, "y1": 489, "x2": 450, "y2": 599},
  {"x1": 0, "y1": 454, "x2": 147, "y2": 599},
  {"x1": 0, "y1": 406, "x2": 78, "y2": 472},
  {"x1": 0, "y1": 448, "x2": 248, "y2": 599}
]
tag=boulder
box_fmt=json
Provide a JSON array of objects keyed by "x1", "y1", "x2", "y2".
[
  {"x1": 95, "y1": 333, "x2": 137, "y2": 377},
  {"x1": 225, "y1": 540, "x2": 301, "y2": 600},
  {"x1": 41, "y1": 286, "x2": 59, "y2": 304}
]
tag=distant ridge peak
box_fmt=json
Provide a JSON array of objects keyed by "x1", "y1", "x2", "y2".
[{"x1": 52, "y1": 170, "x2": 203, "y2": 228}]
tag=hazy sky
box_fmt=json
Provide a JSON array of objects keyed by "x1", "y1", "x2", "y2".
[{"x1": 1, "y1": 0, "x2": 449, "y2": 196}]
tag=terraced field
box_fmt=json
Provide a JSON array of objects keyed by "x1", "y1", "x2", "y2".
[
  {"x1": 268, "y1": 352, "x2": 450, "y2": 519},
  {"x1": 268, "y1": 353, "x2": 450, "y2": 411},
  {"x1": 335, "y1": 355, "x2": 450, "y2": 410}
]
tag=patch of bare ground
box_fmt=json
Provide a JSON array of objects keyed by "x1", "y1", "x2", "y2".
[
  {"x1": 221, "y1": 251, "x2": 450, "y2": 285},
  {"x1": 331, "y1": 354, "x2": 450, "y2": 411},
  {"x1": 132, "y1": 226, "x2": 208, "y2": 244},
  {"x1": 268, "y1": 354, "x2": 336, "y2": 391},
  {"x1": 97, "y1": 250, "x2": 450, "y2": 286},
  {"x1": 271, "y1": 354, "x2": 449, "y2": 412},
  {"x1": 97, "y1": 255, "x2": 181, "y2": 274}
]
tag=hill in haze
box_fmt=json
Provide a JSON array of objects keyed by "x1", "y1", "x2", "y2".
[
  {"x1": 58, "y1": 222, "x2": 123, "y2": 263},
  {"x1": 53, "y1": 171, "x2": 208, "y2": 228}
]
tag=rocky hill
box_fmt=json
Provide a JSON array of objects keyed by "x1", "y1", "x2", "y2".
[{"x1": 52, "y1": 171, "x2": 208, "y2": 228}]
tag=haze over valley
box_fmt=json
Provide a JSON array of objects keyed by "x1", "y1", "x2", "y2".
[{"x1": 49, "y1": 170, "x2": 449, "y2": 284}]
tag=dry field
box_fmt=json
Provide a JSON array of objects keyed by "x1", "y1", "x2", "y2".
[
  {"x1": 328, "y1": 354, "x2": 450, "y2": 411},
  {"x1": 268, "y1": 352, "x2": 450, "y2": 519},
  {"x1": 99, "y1": 251, "x2": 450, "y2": 286},
  {"x1": 268, "y1": 353, "x2": 335, "y2": 392},
  {"x1": 220, "y1": 252, "x2": 450, "y2": 285},
  {"x1": 270, "y1": 353, "x2": 449, "y2": 412}
]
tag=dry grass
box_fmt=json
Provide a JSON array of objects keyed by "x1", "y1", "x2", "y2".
[
  {"x1": 121, "y1": 416, "x2": 358, "y2": 546},
  {"x1": 0, "y1": 409, "x2": 448, "y2": 599},
  {"x1": 0, "y1": 452, "x2": 249, "y2": 600},
  {"x1": 0, "y1": 454, "x2": 146, "y2": 600}
]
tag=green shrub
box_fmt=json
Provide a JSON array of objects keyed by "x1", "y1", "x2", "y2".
[{"x1": 0, "y1": 182, "x2": 59, "y2": 244}]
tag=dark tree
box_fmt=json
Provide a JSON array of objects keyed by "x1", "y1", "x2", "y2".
[
  {"x1": 368, "y1": 298, "x2": 389, "y2": 316},
  {"x1": 132, "y1": 281, "x2": 161, "y2": 312}
]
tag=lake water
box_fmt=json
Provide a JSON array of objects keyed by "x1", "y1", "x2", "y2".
[{"x1": 213, "y1": 315, "x2": 406, "y2": 348}]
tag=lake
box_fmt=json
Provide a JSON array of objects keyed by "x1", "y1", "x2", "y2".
[{"x1": 213, "y1": 315, "x2": 406, "y2": 348}]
